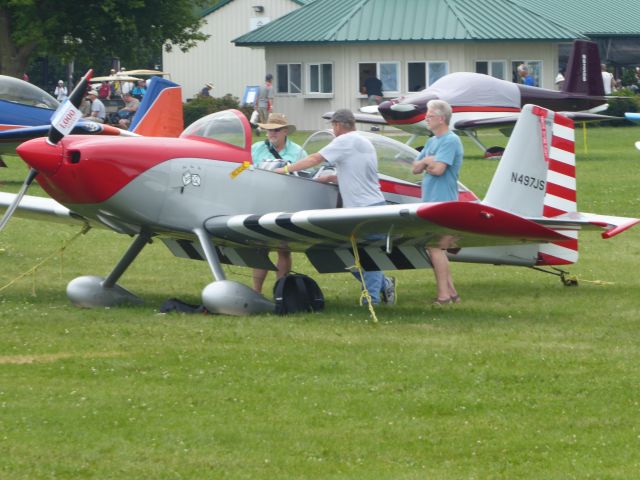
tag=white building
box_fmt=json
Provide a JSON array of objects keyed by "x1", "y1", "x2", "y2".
[{"x1": 162, "y1": 0, "x2": 309, "y2": 101}]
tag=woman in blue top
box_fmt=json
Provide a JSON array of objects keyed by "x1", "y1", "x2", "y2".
[{"x1": 412, "y1": 99, "x2": 463, "y2": 305}]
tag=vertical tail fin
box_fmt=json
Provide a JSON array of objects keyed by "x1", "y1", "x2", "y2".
[
  {"x1": 483, "y1": 104, "x2": 579, "y2": 264},
  {"x1": 562, "y1": 40, "x2": 605, "y2": 96},
  {"x1": 129, "y1": 77, "x2": 184, "y2": 137}
]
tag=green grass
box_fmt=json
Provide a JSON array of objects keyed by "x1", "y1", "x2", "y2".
[{"x1": 1, "y1": 126, "x2": 640, "y2": 478}]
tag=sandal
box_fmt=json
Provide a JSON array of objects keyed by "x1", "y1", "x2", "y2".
[
  {"x1": 432, "y1": 297, "x2": 453, "y2": 305},
  {"x1": 450, "y1": 294, "x2": 461, "y2": 303}
]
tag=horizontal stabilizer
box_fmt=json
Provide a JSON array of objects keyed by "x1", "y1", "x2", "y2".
[
  {"x1": 534, "y1": 212, "x2": 640, "y2": 239},
  {"x1": 322, "y1": 111, "x2": 387, "y2": 126}
]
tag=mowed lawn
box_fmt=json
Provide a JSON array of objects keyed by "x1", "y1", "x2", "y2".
[{"x1": 1, "y1": 125, "x2": 639, "y2": 479}]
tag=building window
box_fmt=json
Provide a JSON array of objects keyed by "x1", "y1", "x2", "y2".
[
  {"x1": 475, "y1": 60, "x2": 507, "y2": 80},
  {"x1": 308, "y1": 63, "x2": 333, "y2": 94},
  {"x1": 359, "y1": 62, "x2": 400, "y2": 95},
  {"x1": 511, "y1": 60, "x2": 542, "y2": 86},
  {"x1": 407, "y1": 61, "x2": 449, "y2": 92},
  {"x1": 276, "y1": 63, "x2": 302, "y2": 94}
]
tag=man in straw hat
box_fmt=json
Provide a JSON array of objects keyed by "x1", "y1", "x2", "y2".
[
  {"x1": 274, "y1": 109, "x2": 396, "y2": 306},
  {"x1": 250, "y1": 112, "x2": 307, "y2": 294}
]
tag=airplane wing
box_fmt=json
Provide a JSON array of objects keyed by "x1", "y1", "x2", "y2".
[
  {"x1": 322, "y1": 111, "x2": 388, "y2": 126},
  {"x1": 453, "y1": 112, "x2": 619, "y2": 131},
  {"x1": 0, "y1": 192, "x2": 94, "y2": 227},
  {"x1": 197, "y1": 201, "x2": 571, "y2": 273}
]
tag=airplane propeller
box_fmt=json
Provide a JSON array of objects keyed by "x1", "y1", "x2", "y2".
[{"x1": 0, "y1": 70, "x2": 93, "y2": 233}]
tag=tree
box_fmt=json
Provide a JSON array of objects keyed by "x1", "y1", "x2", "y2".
[{"x1": 0, "y1": 0, "x2": 209, "y2": 78}]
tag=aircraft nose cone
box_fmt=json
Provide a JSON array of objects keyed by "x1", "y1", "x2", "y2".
[{"x1": 16, "y1": 137, "x2": 64, "y2": 176}]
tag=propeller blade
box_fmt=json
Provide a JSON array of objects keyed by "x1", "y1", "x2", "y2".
[
  {"x1": 47, "y1": 69, "x2": 94, "y2": 145},
  {"x1": 0, "y1": 168, "x2": 38, "y2": 233}
]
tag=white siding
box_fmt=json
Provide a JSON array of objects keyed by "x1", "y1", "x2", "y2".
[
  {"x1": 162, "y1": 0, "x2": 301, "y2": 101},
  {"x1": 266, "y1": 42, "x2": 560, "y2": 131}
]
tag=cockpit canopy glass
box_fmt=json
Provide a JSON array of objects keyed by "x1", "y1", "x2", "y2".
[
  {"x1": 0, "y1": 75, "x2": 59, "y2": 110},
  {"x1": 297, "y1": 129, "x2": 419, "y2": 182},
  {"x1": 181, "y1": 110, "x2": 248, "y2": 150}
]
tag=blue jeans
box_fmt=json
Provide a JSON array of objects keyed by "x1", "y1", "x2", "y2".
[
  {"x1": 352, "y1": 270, "x2": 384, "y2": 304},
  {"x1": 351, "y1": 200, "x2": 387, "y2": 304}
]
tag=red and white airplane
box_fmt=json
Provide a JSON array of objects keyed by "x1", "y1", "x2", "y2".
[
  {"x1": 342, "y1": 40, "x2": 617, "y2": 156},
  {"x1": 1, "y1": 74, "x2": 638, "y2": 315}
]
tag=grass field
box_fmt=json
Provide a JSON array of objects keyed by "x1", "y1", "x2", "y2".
[{"x1": 1, "y1": 126, "x2": 640, "y2": 478}]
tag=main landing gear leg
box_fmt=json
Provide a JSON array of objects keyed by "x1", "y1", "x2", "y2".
[
  {"x1": 67, "y1": 230, "x2": 152, "y2": 307},
  {"x1": 194, "y1": 228, "x2": 273, "y2": 315}
]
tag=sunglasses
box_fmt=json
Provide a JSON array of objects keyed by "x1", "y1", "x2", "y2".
[{"x1": 268, "y1": 128, "x2": 284, "y2": 133}]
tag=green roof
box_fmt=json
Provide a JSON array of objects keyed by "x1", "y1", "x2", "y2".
[
  {"x1": 201, "y1": 0, "x2": 310, "y2": 18},
  {"x1": 513, "y1": 0, "x2": 640, "y2": 36},
  {"x1": 234, "y1": 0, "x2": 583, "y2": 45}
]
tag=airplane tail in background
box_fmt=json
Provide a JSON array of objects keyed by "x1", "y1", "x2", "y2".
[
  {"x1": 483, "y1": 104, "x2": 579, "y2": 265},
  {"x1": 129, "y1": 77, "x2": 184, "y2": 137},
  {"x1": 562, "y1": 40, "x2": 605, "y2": 97}
]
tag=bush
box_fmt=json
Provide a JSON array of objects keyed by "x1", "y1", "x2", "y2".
[
  {"x1": 603, "y1": 88, "x2": 640, "y2": 126},
  {"x1": 183, "y1": 94, "x2": 254, "y2": 128}
]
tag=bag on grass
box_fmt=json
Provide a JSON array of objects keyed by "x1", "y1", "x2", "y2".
[
  {"x1": 160, "y1": 298, "x2": 207, "y2": 314},
  {"x1": 273, "y1": 273, "x2": 325, "y2": 315}
]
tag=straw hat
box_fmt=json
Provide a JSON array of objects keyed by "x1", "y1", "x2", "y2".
[{"x1": 257, "y1": 112, "x2": 296, "y2": 134}]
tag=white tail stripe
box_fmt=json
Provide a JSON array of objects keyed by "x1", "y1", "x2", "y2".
[
  {"x1": 552, "y1": 123, "x2": 574, "y2": 141},
  {"x1": 547, "y1": 171, "x2": 577, "y2": 190},
  {"x1": 549, "y1": 147, "x2": 575, "y2": 166},
  {"x1": 545, "y1": 194, "x2": 577, "y2": 213},
  {"x1": 539, "y1": 243, "x2": 579, "y2": 261}
]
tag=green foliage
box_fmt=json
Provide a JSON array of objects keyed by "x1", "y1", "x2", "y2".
[
  {"x1": 1, "y1": 127, "x2": 640, "y2": 478},
  {"x1": 0, "y1": 0, "x2": 209, "y2": 77},
  {"x1": 183, "y1": 94, "x2": 253, "y2": 127},
  {"x1": 603, "y1": 89, "x2": 640, "y2": 126}
]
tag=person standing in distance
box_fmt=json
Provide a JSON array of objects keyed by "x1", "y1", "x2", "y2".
[
  {"x1": 254, "y1": 73, "x2": 274, "y2": 136},
  {"x1": 274, "y1": 109, "x2": 396, "y2": 306},
  {"x1": 412, "y1": 99, "x2": 463, "y2": 305}
]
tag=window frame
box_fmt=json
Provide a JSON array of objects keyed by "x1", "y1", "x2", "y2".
[
  {"x1": 357, "y1": 61, "x2": 401, "y2": 97},
  {"x1": 475, "y1": 60, "x2": 507, "y2": 80},
  {"x1": 306, "y1": 62, "x2": 334, "y2": 98},
  {"x1": 275, "y1": 62, "x2": 302, "y2": 95},
  {"x1": 406, "y1": 60, "x2": 449, "y2": 92}
]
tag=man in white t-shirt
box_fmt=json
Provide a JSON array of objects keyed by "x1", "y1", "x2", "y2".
[
  {"x1": 601, "y1": 64, "x2": 614, "y2": 95},
  {"x1": 275, "y1": 109, "x2": 396, "y2": 305}
]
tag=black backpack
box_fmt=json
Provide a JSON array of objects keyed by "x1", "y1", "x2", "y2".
[{"x1": 273, "y1": 273, "x2": 325, "y2": 315}]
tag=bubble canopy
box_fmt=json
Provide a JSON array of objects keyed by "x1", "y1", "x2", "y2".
[{"x1": 0, "y1": 75, "x2": 59, "y2": 110}]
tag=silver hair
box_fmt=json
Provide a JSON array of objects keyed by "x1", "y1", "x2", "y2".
[
  {"x1": 330, "y1": 109, "x2": 356, "y2": 129},
  {"x1": 517, "y1": 64, "x2": 528, "y2": 73},
  {"x1": 426, "y1": 99, "x2": 452, "y2": 125}
]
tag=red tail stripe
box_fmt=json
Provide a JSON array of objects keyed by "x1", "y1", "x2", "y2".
[
  {"x1": 553, "y1": 114, "x2": 574, "y2": 128},
  {"x1": 545, "y1": 182, "x2": 577, "y2": 202},
  {"x1": 543, "y1": 205, "x2": 569, "y2": 217},
  {"x1": 551, "y1": 136, "x2": 575, "y2": 153},
  {"x1": 551, "y1": 238, "x2": 579, "y2": 250},
  {"x1": 547, "y1": 159, "x2": 575, "y2": 178},
  {"x1": 537, "y1": 252, "x2": 575, "y2": 265}
]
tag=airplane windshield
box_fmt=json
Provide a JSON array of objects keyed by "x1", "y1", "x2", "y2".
[
  {"x1": 0, "y1": 75, "x2": 59, "y2": 109},
  {"x1": 297, "y1": 129, "x2": 419, "y2": 182},
  {"x1": 181, "y1": 110, "x2": 248, "y2": 149}
]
